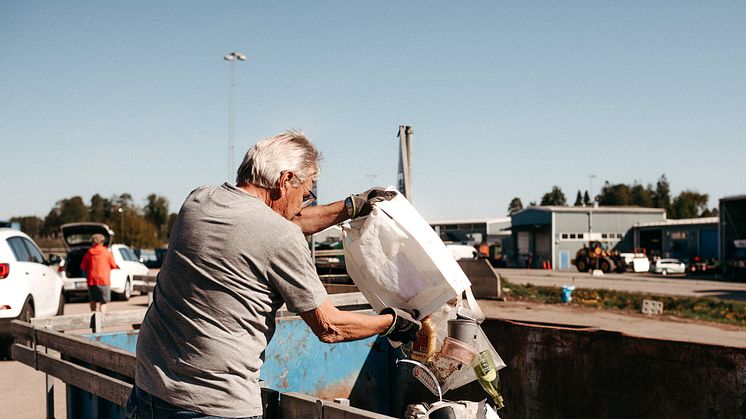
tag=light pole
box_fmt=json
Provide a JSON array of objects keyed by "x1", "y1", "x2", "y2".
[
  {"x1": 224, "y1": 51, "x2": 247, "y2": 179},
  {"x1": 117, "y1": 208, "x2": 124, "y2": 244},
  {"x1": 589, "y1": 174, "x2": 597, "y2": 203}
]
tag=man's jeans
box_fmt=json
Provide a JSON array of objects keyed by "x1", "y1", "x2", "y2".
[{"x1": 126, "y1": 384, "x2": 262, "y2": 419}]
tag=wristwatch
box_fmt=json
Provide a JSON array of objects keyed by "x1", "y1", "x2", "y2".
[{"x1": 344, "y1": 195, "x2": 356, "y2": 218}]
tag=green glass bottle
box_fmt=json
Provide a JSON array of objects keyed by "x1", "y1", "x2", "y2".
[{"x1": 471, "y1": 350, "x2": 505, "y2": 410}]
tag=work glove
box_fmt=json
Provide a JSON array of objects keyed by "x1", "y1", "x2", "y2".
[
  {"x1": 347, "y1": 188, "x2": 398, "y2": 218},
  {"x1": 379, "y1": 307, "x2": 421, "y2": 344}
]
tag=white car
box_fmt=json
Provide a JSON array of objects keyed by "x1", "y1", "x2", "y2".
[
  {"x1": 59, "y1": 223, "x2": 149, "y2": 301},
  {"x1": 0, "y1": 228, "x2": 64, "y2": 355},
  {"x1": 446, "y1": 244, "x2": 479, "y2": 261},
  {"x1": 651, "y1": 258, "x2": 686, "y2": 275}
]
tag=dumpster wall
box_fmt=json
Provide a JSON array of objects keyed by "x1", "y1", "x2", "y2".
[{"x1": 482, "y1": 319, "x2": 746, "y2": 419}]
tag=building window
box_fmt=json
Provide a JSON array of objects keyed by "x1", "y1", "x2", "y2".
[{"x1": 671, "y1": 231, "x2": 687, "y2": 240}]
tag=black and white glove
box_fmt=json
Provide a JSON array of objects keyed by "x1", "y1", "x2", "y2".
[
  {"x1": 345, "y1": 188, "x2": 398, "y2": 219},
  {"x1": 379, "y1": 307, "x2": 421, "y2": 344}
]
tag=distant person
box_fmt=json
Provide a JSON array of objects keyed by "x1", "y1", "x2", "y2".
[
  {"x1": 80, "y1": 233, "x2": 119, "y2": 314},
  {"x1": 127, "y1": 130, "x2": 420, "y2": 419}
]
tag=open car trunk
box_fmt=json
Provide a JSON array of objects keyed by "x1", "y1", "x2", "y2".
[{"x1": 64, "y1": 248, "x2": 88, "y2": 278}]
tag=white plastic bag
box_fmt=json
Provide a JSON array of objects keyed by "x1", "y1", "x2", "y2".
[{"x1": 342, "y1": 188, "x2": 471, "y2": 317}]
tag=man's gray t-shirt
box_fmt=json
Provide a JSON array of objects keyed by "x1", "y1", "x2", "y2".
[{"x1": 135, "y1": 183, "x2": 327, "y2": 417}]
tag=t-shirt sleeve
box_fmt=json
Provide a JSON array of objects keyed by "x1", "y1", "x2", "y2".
[{"x1": 266, "y1": 230, "x2": 327, "y2": 314}]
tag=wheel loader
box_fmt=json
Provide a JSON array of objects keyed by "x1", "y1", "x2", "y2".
[{"x1": 571, "y1": 241, "x2": 627, "y2": 273}]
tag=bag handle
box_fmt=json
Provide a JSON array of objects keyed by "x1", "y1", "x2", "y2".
[{"x1": 461, "y1": 286, "x2": 485, "y2": 324}]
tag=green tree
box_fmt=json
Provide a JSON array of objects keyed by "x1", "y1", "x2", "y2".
[
  {"x1": 583, "y1": 190, "x2": 591, "y2": 206},
  {"x1": 10, "y1": 216, "x2": 44, "y2": 238},
  {"x1": 90, "y1": 194, "x2": 113, "y2": 222},
  {"x1": 701, "y1": 207, "x2": 719, "y2": 217},
  {"x1": 144, "y1": 194, "x2": 169, "y2": 240},
  {"x1": 43, "y1": 196, "x2": 89, "y2": 236},
  {"x1": 166, "y1": 213, "x2": 178, "y2": 240},
  {"x1": 122, "y1": 211, "x2": 160, "y2": 248},
  {"x1": 508, "y1": 197, "x2": 524, "y2": 214},
  {"x1": 574, "y1": 190, "x2": 583, "y2": 206},
  {"x1": 630, "y1": 183, "x2": 654, "y2": 207},
  {"x1": 670, "y1": 191, "x2": 709, "y2": 219},
  {"x1": 653, "y1": 174, "x2": 671, "y2": 213},
  {"x1": 597, "y1": 182, "x2": 631, "y2": 206},
  {"x1": 540, "y1": 186, "x2": 567, "y2": 206}
]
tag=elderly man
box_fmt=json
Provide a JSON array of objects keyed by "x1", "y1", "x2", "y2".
[
  {"x1": 127, "y1": 131, "x2": 420, "y2": 419},
  {"x1": 80, "y1": 233, "x2": 119, "y2": 314}
]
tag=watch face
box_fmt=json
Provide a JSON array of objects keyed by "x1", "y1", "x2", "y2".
[{"x1": 345, "y1": 196, "x2": 354, "y2": 216}]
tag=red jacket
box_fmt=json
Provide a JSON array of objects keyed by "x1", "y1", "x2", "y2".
[{"x1": 80, "y1": 244, "x2": 119, "y2": 286}]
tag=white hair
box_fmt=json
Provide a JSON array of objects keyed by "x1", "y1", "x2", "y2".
[{"x1": 236, "y1": 130, "x2": 321, "y2": 188}]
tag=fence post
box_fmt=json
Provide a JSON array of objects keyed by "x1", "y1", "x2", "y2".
[{"x1": 44, "y1": 325, "x2": 55, "y2": 419}]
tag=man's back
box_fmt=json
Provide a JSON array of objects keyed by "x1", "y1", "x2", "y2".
[{"x1": 135, "y1": 182, "x2": 326, "y2": 417}]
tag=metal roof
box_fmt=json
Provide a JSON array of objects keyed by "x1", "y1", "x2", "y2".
[
  {"x1": 633, "y1": 217, "x2": 718, "y2": 228},
  {"x1": 720, "y1": 195, "x2": 746, "y2": 203},
  {"x1": 428, "y1": 217, "x2": 511, "y2": 225},
  {"x1": 514, "y1": 205, "x2": 666, "y2": 215}
]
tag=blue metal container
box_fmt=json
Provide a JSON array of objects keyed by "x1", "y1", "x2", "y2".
[{"x1": 71, "y1": 312, "x2": 396, "y2": 417}]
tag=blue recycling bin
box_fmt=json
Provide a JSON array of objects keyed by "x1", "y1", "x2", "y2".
[{"x1": 561, "y1": 285, "x2": 576, "y2": 303}]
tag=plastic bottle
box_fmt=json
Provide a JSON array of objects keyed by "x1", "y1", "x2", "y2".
[
  {"x1": 471, "y1": 350, "x2": 505, "y2": 410},
  {"x1": 411, "y1": 317, "x2": 437, "y2": 362}
]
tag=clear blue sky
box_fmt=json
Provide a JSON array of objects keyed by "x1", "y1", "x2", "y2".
[{"x1": 2, "y1": 1, "x2": 745, "y2": 221}]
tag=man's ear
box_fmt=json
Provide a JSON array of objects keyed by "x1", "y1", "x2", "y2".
[{"x1": 276, "y1": 171, "x2": 295, "y2": 197}]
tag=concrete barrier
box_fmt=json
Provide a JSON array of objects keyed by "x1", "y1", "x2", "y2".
[{"x1": 458, "y1": 259, "x2": 501, "y2": 299}]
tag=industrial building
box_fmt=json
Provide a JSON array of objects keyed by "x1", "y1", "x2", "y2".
[
  {"x1": 628, "y1": 217, "x2": 718, "y2": 262},
  {"x1": 509, "y1": 206, "x2": 666, "y2": 270},
  {"x1": 429, "y1": 217, "x2": 512, "y2": 245}
]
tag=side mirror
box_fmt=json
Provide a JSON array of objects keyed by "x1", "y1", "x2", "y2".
[{"x1": 47, "y1": 254, "x2": 61, "y2": 265}]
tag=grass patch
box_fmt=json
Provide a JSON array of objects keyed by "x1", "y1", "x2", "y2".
[{"x1": 502, "y1": 278, "x2": 746, "y2": 327}]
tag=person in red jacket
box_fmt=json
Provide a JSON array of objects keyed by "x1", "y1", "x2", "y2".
[{"x1": 80, "y1": 233, "x2": 119, "y2": 314}]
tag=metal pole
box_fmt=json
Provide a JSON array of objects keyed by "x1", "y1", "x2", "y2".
[
  {"x1": 224, "y1": 51, "x2": 246, "y2": 180},
  {"x1": 397, "y1": 125, "x2": 413, "y2": 201},
  {"x1": 228, "y1": 59, "x2": 236, "y2": 179}
]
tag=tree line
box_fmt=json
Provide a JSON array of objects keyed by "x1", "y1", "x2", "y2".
[
  {"x1": 11, "y1": 193, "x2": 175, "y2": 248},
  {"x1": 507, "y1": 175, "x2": 718, "y2": 219}
]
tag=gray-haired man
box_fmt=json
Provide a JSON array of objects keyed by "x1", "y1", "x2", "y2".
[{"x1": 127, "y1": 130, "x2": 419, "y2": 419}]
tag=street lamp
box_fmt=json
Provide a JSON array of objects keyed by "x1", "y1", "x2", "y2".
[
  {"x1": 117, "y1": 208, "x2": 124, "y2": 244},
  {"x1": 224, "y1": 51, "x2": 247, "y2": 179}
]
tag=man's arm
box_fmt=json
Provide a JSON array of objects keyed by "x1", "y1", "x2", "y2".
[
  {"x1": 291, "y1": 188, "x2": 397, "y2": 235},
  {"x1": 299, "y1": 299, "x2": 392, "y2": 343},
  {"x1": 291, "y1": 200, "x2": 348, "y2": 236}
]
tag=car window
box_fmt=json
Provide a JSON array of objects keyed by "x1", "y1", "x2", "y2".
[
  {"x1": 7, "y1": 237, "x2": 32, "y2": 262},
  {"x1": 21, "y1": 238, "x2": 45, "y2": 264},
  {"x1": 119, "y1": 247, "x2": 139, "y2": 262}
]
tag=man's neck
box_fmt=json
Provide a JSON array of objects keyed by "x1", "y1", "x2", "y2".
[{"x1": 237, "y1": 183, "x2": 272, "y2": 206}]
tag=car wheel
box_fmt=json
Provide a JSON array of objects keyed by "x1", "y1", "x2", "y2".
[
  {"x1": 661, "y1": 270, "x2": 667, "y2": 276},
  {"x1": 576, "y1": 259, "x2": 589, "y2": 272},
  {"x1": 119, "y1": 278, "x2": 132, "y2": 301},
  {"x1": 19, "y1": 299, "x2": 34, "y2": 322},
  {"x1": 56, "y1": 291, "x2": 65, "y2": 316},
  {"x1": 599, "y1": 259, "x2": 612, "y2": 273}
]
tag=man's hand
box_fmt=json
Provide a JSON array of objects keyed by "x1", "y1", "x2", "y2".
[
  {"x1": 347, "y1": 188, "x2": 398, "y2": 218},
  {"x1": 379, "y1": 307, "x2": 421, "y2": 344}
]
